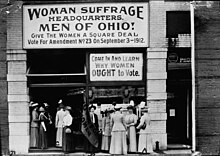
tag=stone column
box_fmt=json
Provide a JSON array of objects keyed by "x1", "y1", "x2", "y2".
[
  {"x1": 7, "y1": 50, "x2": 29, "y2": 154},
  {"x1": 147, "y1": 48, "x2": 167, "y2": 150}
]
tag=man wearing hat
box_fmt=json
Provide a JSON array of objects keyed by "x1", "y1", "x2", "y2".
[
  {"x1": 30, "y1": 102, "x2": 39, "y2": 148},
  {"x1": 55, "y1": 100, "x2": 65, "y2": 147},
  {"x1": 136, "y1": 106, "x2": 153, "y2": 153}
]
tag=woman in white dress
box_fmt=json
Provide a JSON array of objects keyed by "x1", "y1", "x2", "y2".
[
  {"x1": 136, "y1": 106, "x2": 153, "y2": 153},
  {"x1": 125, "y1": 105, "x2": 138, "y2": 153},
  {"x1": 110, "y1": 105, "x2": 127, "y2": 155}
]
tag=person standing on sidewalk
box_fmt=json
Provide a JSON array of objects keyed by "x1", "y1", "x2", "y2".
[
  {"x1": 30, "y1": 102, "x2": 39, "y2": 148},
  {"x1": 62, "y1": 106, "x2": 73, "y2": 153},
  {"x1": 101, "y1": 108, "x2": 112, "y2": 152},
  {"x1": 125, "y1": 105, "x2": 138, "y2": 153},
  {"x1": 136, "y1": 106, "x2": 153, "y2": 153},
  {"x1": 110, "y1": 105, "x2": 127, "y2": 155},
  {"x1": 38, "y1": 106, "x2": 48, "y2": 149},
  {"x1": 55, "y1": 100, "x2": 65, "y2": 147}
]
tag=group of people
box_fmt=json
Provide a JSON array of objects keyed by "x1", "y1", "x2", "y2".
[
  {"x1": 30, "y1": 100, "x2": 153, "y2": 154},
  {"x1": 89, "y1": 102, "x2": 153, "y2": 155},
  {"x1": 29, "y1": 100, "x2": 74, "y2": 152},
  {"x1": 30, "y1": 102, "x2": 51, "y2": 149}
]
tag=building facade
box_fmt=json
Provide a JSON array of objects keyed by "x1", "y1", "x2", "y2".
[
  {"x1": 1, "y1": 0, "x2": 192, "y2": 155},
  {"x1": 195, "y1": 1, "x2": 220, "y2": 155}
]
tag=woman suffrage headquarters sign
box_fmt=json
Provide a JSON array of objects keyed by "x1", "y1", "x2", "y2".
[
  {"x1": 90, "y1": 53, "x2": 143, "y2": 81},
  {"x1": 23, "y1": 3, "x2": 149, "y2": 49}
]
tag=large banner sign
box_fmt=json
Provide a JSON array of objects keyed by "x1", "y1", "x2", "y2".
[
  {"x1": 90, "y1": 53, "x2": 143, "y2": 81},
  {"x1": 23, "y1": 3, "x2": 149, "y2": 49}
]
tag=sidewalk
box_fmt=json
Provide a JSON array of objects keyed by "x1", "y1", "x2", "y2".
[{"x1": 13, "y1": 149, "x2": 202, "y2": 156}]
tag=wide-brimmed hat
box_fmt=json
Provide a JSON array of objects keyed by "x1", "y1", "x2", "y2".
[
  {"x1": 44, "y1": 103, "x2": 49, "y2": 107},
  {"x1": 89, "y1": 104, "x2": 96, "y2": 110},
  {"x1": 30, "y1": 102, "x2": 39, "y2": 108},
  {"x1": 114, "y1": 105, "x2": 122, "y2": 111},
  {"x1": 139, "y1": 101, "x2": 146, "y2": 108},
  {"x1": 65, "y1": 106, "x2": 72, "y2": 111},
  {"x1": 141, "y1": 106, "x2": 149, "y2": 112},
  {"x1": 39, "y1": 107, "x2": 45, "y2": 112},
  {"x1": 127, "y1": 105, "x2": 134, "y2": 110}
]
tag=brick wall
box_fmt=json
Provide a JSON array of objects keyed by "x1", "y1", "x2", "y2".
[
  {"x1": 6, "y1": 1, "x2": 30, "y2": 154},
  {"x1": 0, "y1": 1, "x2": 9, "y2": 155},
  {"x1": 195, "y1": 3, "x2": 220, "y2": 155}
]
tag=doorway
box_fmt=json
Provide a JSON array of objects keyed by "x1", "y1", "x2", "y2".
[
  {"x1": 29, "y1": 87, "x2": 85, "y2": 150},
  {"x1": 167, "y1": 83, "x2": 192, "y2": 145}
]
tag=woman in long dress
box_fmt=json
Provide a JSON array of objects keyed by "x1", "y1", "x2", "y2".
[
  {"x1": 62, "y1": 106, "x2": 74, "y2": 153},
  {"x1": 136, "y1": 106, "x2": 153, "y2": 153},
  {"x1": 101, "y1": 109, "x2": 112, "y2": 151},
  {"x1": 38, "y1": 106, "x2": 48, "y2": 149},
  {"x1": 125, "y1": 105, "x2": 138, "y2": 153},
  {"x1": 109, "y1": 105, "x2": 127, "y2": 155},
  {"x1": 30, "y1": 102, "x2": 39, "y2": 148}
]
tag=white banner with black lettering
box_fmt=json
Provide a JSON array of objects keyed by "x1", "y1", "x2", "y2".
[{"x1": 23, "y1": 3, "x2": 149, "y2": 49}]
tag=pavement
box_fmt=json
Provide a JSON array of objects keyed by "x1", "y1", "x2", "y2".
[
  {"x1": 12, "y1": 149, "x2": 202, "y2": 156},
  {"x1": 11, "y1": 144, "x2": 202, "y2": 156}
]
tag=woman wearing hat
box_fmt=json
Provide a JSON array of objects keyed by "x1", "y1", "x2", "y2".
[
  {"x1": 110, "y1": 105, "x2": 127, "y2": 155},
  {"x1": 62, "y1": 106, "x2": 73, "y2": 153},
  {"x1": 101, "y1": 108, "x2": 112, "y2": 152},
  {"x1": 136, "y1": 106, "x2": 153, "y2": 153},
  {"x1": 125, "y1": 105, "x2": 138, "y2": 153},
  {"x1": 30, "y1": 102, "x2": 39, "y2": 148},
  {"x1": 38, "y1": 106, "x2": 48, "y2": 149},
  {"x1": 89, "y1": 105, "x2": 99, "y2": 130}
]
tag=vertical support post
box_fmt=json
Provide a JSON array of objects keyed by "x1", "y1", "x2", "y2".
[{"x1": 190, "y1": 1, "x2": 196, "y2": 152}]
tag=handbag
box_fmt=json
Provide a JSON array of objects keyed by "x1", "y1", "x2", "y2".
[
  {"x1": 65, "y1": 128, "x2": 71, "y2": 133},
  {"x1": 141, "y1": 122, "x2": 146, "y2": 130}
]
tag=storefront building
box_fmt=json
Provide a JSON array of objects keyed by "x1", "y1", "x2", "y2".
[{"x1": 1, "y1": 0, "x2": 192, "y2": 155}]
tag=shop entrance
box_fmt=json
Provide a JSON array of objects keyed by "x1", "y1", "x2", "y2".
[
  {"x1": 29, "y1": 87, "x2": 85, "y2": 150},
  {"x1": 167, "y1": 69, "x2": 192, "y2": 147}
]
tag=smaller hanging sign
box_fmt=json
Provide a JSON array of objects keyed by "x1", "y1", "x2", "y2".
[{"x1": 90, "y1": 53, "x2": 143, "y2": 81}]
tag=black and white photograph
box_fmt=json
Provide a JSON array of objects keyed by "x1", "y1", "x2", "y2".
[{"x1": 0, "y1": 0, "x2": 219, "y2": 156}]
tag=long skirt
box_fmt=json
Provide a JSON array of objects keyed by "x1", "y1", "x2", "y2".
[
  {"x1": 138, "y1": 133, "x2": 153, "y2": 153},
  {"x1": 127, "y1": 125, "x2": 137, "y2": 152},
  {"x1": 62, "y1": 127, "x2": 74, "y2": 152},
  {"x1": 101, "y1": 135, "x2": 111, "y2": 151},
  {"x1": 30, "y1": 127, "x2": 38, "y2": 148},
  {"x1": 38, "y1": 125, "x2": 47, "y2": 149},
  {"x1": 110, "y1": 131, "x2": 127, "y2": 155},
  {"x1": 84, "y1": 137, "x2": 99, "y2": 153},
  {"x1": 56, "y1": 127, "x2": 63, "y2": 147}
]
